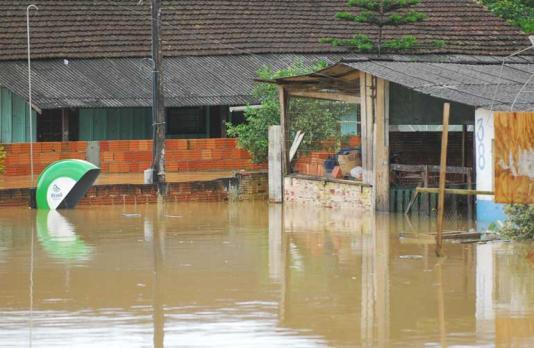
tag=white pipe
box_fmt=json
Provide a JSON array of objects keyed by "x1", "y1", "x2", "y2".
[{"x1": 27, "y1": 4, "x2": 38, "y2": 187}]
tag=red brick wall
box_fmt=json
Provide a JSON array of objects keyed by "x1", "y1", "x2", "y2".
[
  {"x1": 294, "y1": 151, "x2": 332, "y2": 177},
  {"x1": 2, "y1": 142, "x2": 87, "y2": 176},
  {"x1": 99, "y1": 138, "x2": 264, "y2": 174},
  {"x1": 1, "y1": 138, "x2": 265, "y2": 176},
  {"x1": 293, "y1": 136, "x2": 361, "y2": 177}
]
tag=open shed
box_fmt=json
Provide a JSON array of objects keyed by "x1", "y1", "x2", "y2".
[{"x1": 270, "y1": 56, "x2": 534, "y2": 213}]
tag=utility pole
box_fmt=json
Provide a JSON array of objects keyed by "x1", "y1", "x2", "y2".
[{"x1": 151, "y1": 0, "x2": 166, "y2": 195}]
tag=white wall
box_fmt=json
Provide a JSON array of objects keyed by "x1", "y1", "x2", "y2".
[{"x1": 474, "y1": 108, "x2": 494, "y2": 197}]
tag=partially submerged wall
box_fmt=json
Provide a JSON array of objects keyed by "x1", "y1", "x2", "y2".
[
  {"x1": 284, "y1": 175, "x2": 372, "y2": 209},
  {"x1": 0, "y1": 171, "x2": 267, "y2": 207}
]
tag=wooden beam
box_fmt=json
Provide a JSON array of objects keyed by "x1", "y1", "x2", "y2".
[
  {"x1": 278, "y1": 86, "x2": 290, "y2": 176},
  {"x1": 373, "y1": 78, "x2": 390, "y2": 211},
  {"x1": 416, "y1": 187, "x2": 493, "y2": 196},
  {"x1": 359, "y1": 71, "x2": 374, "y2": 185},
  {"x1": 287, "y1": 89, "x2": 360, "y2": 104},
  {"x1": 436, "y1": 103, "x2": 450, "y2": 257}
]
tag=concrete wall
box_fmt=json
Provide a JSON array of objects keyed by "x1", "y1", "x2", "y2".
[
  {"x1": 474, "y1": 108, "x2": 506, "y2": 229},
  {"x1": 0, "y1": 88, "x2": 37, "y2": 143},
  {"x1": 284, "y1": 175, "x2": 372, "y2": 209}
]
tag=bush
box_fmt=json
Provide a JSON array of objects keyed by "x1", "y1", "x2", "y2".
[
  {"x1": 226, "y1": 60, "x2": 354, "y2": 163},
  {"x1": 498, "y1": 204, "x2": 534, "y2": 240}
]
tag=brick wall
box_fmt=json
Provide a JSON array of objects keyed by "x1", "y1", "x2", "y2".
[
  {"x1": 292, "y1": 136, "x2": 361, "y2": 177},
  {"x1": 1, "y1": 138, "x2": 265, "y2": 176},
  {"x1": 2, "y1": 142, "x2": 87, "y2": 176},
  {"x1": 294, "y1": 151, "x2": 332, "y2": 177}
]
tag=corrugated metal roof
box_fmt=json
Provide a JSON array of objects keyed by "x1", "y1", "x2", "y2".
[
  {"x1": 0, "y1": 54, "x2": 344, "y2": 109},
  {"x1": 344, "y1": 60, "x2": 534, "y2": 111}
]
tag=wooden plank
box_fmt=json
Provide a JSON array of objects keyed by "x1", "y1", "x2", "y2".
[
  {"x1": 422, "y1": 165, "x2": 429, "y2": 215},
  {"x1": 405, "y1": 191, "x2": 420, "y2": 215},
  {"x1": 391, "y1": 163, "x2": 471, "y2": 175},
  {"x1": 78, "y1": 109, "x2": 93, "y2": 141},
  {"x1": 107, "y1": 109, "x2": 120, "y2": 140},
  {"x1": 462, "y1": 124, "x2": 468, "y2": 167},
  {"x1": 0, "y1": 88, "x2": 13, "y2": 144},
  {"x1": 416, "y1": 187, "x2": 493, "y2": 196},
  {"x1": 11, "y1": 94, "x2": 26, "y2": 143},
  {"x1": 436, "y1": 103, "x2": 450, "y2": 257},
  {"x1": 93, "y1": 109, "x2": 107, "y2": 141},
  {"x1": 374, "y1": 78, "x2": 389, "y2": 211},
  {"x1": 287, "y1": 89, "x2": 360, "y2": 104},
  {"x1": 494, "y1": 112, "x2": 534, "y2": 204},
  {"x1": 278, "y1": 86, "x2": 290, "y2": 176}
]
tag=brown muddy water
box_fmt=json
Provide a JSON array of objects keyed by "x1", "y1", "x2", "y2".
[{"x1": 0, "y1": 202, "x2": 532, "y2": 347}]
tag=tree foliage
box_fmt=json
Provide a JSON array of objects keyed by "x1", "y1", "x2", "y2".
[
  {"x1": 226, "y1": 60, "x2": 354, "y2": 163},
  {"x1": 321, "y1": 0, "x2": 431, "y2": 55},
  {"x1": 497, "y1": 204, "x2": 534, "y2": 240},
  {"x1": 481, "y1": 0, "x2": 534, "y2": 33}
]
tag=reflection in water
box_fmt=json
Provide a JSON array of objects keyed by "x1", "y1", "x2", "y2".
[
  {"x1": 36, "y1": 210, "x2": 91, "y2": 261},
  {"x1": 0, "y1": 202, "x2": 532, "y2": 347}
]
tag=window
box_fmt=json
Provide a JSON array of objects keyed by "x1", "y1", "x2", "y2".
[{"x1": 166, "y1": 107, "x2": 206, "y2": 138}]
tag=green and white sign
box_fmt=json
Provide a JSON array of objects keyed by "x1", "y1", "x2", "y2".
[{"x1": 36, "y1": 159, "x2": 100, "y2": 210}]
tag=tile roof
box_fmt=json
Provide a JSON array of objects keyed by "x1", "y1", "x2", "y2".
[{"x1": 0, "y1": 0, "x2": 530, "y2": 61}]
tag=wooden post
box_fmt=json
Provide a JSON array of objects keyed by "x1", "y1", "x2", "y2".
[
  {"x1": 278, "y1": 86, "x2": 289, "y2": 176},
  {"x1": 151, "y1": 0, "x2": 166, "y2": 193},
  {"x1": 466, "y1": 167, "x2": 473, "y2": 229},
  {"x1": 422, "y1": 165, "x2": 429, "y2": 215},
  {"x1": 461, "y1": 124, "x2": 468, "y2": 168},
  {"x1": 359, "y1": 72, "x2": 374, "y2": 185},
  {"x1": 373, "y1": 78, "x2": 390, "y2": 211},
  {"x1": 268, "y1": 125, "x2": 283, "y2": 203},
  {"x1": 436, "y1": 103, "x2": 450, "y2": 257}
]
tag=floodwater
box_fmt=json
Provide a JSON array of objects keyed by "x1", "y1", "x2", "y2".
[{"x1": 0, "y1": 202, "x2": 532, "y2": 347}]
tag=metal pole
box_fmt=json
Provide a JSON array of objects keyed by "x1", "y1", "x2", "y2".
[
  {"x1": 27, "y1": 5, "x2": 38, "y2": 187},
  {"x1": 151, "y1": 0, "x2": 166, "y2": 194}
]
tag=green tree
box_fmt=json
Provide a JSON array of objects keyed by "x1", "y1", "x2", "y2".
[
  {"x1": 321, "y1": 0, "x2": 428, "y2": 55},
  {"x1": 497, "y1": 204, "x2": 534, "y2": 240},
  {"x1": 226, "y1": 60, "x2": 354, "y2": 163},
  {"x1": 481, "y1": 0, "x2": 534, "y2": 33}
]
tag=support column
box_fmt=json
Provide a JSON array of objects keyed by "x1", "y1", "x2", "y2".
[
  {"x1": 278, "y1": 86, "x2": 290, "y2": 176},
  {"x1": 359, "y1": 72, "x2": 374, "y2": 185},
  {"x1": 373, "y1": 78, "x2": 390, "y2": 211},
  {"x1": 269, "y1": 125, "x2": 283, "y2": 203}
]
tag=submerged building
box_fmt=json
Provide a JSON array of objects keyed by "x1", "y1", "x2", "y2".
[{"x1": 0, "y1": 0, "x2": 530, "y2": 143}]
